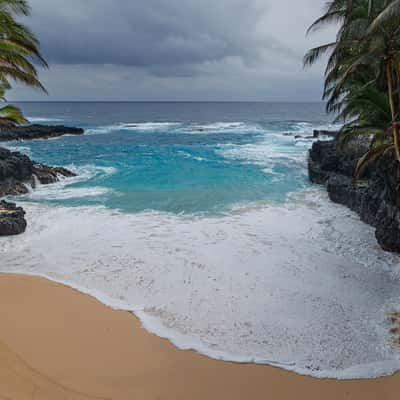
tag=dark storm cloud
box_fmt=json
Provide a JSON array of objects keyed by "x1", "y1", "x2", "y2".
[
  {"x1": 8, "y1": 0, "x2": 335, "y2": 101},
  {"x1": 28, "y1": 0, "x2": 297, "y2": 76}
]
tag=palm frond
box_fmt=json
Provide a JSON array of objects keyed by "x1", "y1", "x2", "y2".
[
  {"x1": 0, "y1": 0, "x2": 30, "y2": 16},
  {"x1": 354, "y1": 143, "x2": 394, "y2": 179},
  {"x1": 0, "y1": 104, "x2": 27, "y2": 126},
  {"x1": 368, "y1": 0, "x2": 400, "y2": 34},
  {"x1": 303, "y1": 42, "x2": 337, "y2": 67}
]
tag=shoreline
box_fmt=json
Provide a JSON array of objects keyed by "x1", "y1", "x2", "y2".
[
  {"x1": 2, "y1": 198, "x2": 400, "y2": 380},
  {"x1": 1, "y1": 272, "x2": 399, "y2": 400}
]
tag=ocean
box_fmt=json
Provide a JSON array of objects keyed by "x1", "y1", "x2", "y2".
[
  {"x1": 6, "y1": 101, "x2": 336, "y2": 213},
  {"x1": 1, "y1": 101, "x2": 400, "y2": 379}
]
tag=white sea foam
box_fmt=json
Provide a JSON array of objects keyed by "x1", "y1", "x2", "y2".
[
  {"x1": 17, "y1": 164, "x2": 116, "y2": 201},
  {"x1": 217, "y1": 139, "x2": 306, "y2": 171},
  {"x1": 86, "y1": 121, "x2": 265, "y2": 136},
  {"x1": 86, "y1": 122, "x2": 182, "y2": 135},
  {"x1": 215, "y1": 121, "x2": 342, "y2": 172},
  {"x1": 85, "y1": 125, "x2": 115, "y2": 135},
  {"x1": 67, "y1": 164, "x2": 117, "y2": 180},
  {"x1": 1, "y1": 190, "x2": 400, "y2": 379},
  {"x1": 2, "y1": 143, "x2": 33, "y2": 156},
  {"x1": 184, "y1": 122, "x2": 263, "y2": 134},
  {"x1": 84, "y1": 120, "x2": 340, "y2": 139},
  {"x1": 120, "y1": 122, "x2": 181, "y2": 130},
  {"x1": 27, "y1": 117, "x2": 65, "y2": 123},
  {"x1": 288, "y1": 122, "x2": 342, "y2": 135},
  {"x1": 23, "y1": 185, "x2": 112, "y2": 201}
]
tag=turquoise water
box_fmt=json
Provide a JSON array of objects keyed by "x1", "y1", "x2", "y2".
[{"x1": 6, "y1": 102, "x2": 335, "y2": 213}]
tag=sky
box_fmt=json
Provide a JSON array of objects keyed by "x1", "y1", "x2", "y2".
[{"x1": 8, "y1": 0, "x2": 336, "y2": 102}]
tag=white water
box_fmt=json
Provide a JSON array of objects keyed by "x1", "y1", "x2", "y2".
[
  {"x1": 86, "y1": 122, "x2": 182, "y2": 135},
  {"x1": 1, "y1": 189, "x2": 400, "y2": 379},
  {"x1": 27, "y1": 117, "x2": 65, "y2": 123},
  {"x1": 17, "y1": 165, "x2": 117, "y2": 201},
  {"x1": 87, "y1": 121, "x2": 263, "y2": 135}
]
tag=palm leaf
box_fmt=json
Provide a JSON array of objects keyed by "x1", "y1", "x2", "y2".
[
  {"x1": 354, "y1": 144, "x2": 394, "y2": 179},
  {"x1": 0, "y1": 104, "x2": 27, "y2": 126},
  {"x1": 303, "y1": 42, "x2": 337, "y2": 67},
  {"x1": 368, "y1": 0, "x2": 400, "y2": 34}
]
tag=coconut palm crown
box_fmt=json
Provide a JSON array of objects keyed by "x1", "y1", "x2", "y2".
[
  {"x1": 305, "y1": 0, "x2": 400, "y2": 178},
  {"x1": 0, "y1": 0, "x2": 47, "y2": 126}
]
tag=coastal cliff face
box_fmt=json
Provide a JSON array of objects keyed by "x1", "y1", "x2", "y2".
[{"x1": 309, "y1": 137, "x2": 400, "y2": 253}]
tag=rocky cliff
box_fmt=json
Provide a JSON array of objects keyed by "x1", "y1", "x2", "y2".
[{"x1": 309, "y1": 136, "x2": 400, "y2": 252}]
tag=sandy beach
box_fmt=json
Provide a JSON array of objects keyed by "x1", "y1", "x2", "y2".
[{"x1": 0, "y1": 273, "x2": 398, "y2": 400}]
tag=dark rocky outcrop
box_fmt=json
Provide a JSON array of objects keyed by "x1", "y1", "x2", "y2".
[
  {"x1": 0, "y1": 123, "x2": 82, "y2": 236},
  {"x1": 32, "y1": 163, "x2": 76, "y2": 185},
  {"x1": 0, "y1": 200, "x2": 27, "y2": 236},
  {"x1": 308, "y1": 137, "x2": 370, "y2": 184},
  {"x1": 309, "y1": 134, "x2": 400, "y2": 252},
  {"x1": 0, "y1": 147, "x2": 33, "y2": 196},
  {"x1": 294, "y1": 130, "x2": 339, "y2": 140},
  {"x1": 0, "y1": 146, "x2": 76, "y2": 236},
  {"x1": 0, "y1": 147, "x2": 76, "y2": 197},
  {"x1": 0, "y1": 124, "x2": 84, "y2": 142},
  {"x1": 312, "y1": 129, "x2": 339, "y2": 138}
]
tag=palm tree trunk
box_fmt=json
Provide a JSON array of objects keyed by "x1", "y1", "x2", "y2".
[
  {"x1": 395, "y1": 68, "x2": 400, "y2": 109},
  {"x1": 368, "y1": 0, "x2": 373, "y2": 18},
  {"x1": 386, "y1": 60, "x2": 400, "y2": 161}
]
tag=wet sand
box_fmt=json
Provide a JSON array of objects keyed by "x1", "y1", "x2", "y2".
[{"x1": 0, "y1": 273, "x2": 398, "y2": 400}]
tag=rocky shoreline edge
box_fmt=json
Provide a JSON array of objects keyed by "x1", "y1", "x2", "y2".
[
  {"x1": 309, "y1": 132, "x2": 400, "y2": 253},
  {"x1": 0, "y1": 124, "x2": 84, "y2": 142},
  {"x1": 0, "y1": 125, "x2": 82, "y2": 236}
]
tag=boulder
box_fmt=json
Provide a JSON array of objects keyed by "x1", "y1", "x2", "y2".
[{"x1": 0, "y1": 200, "x2": 27, "y2": 236}]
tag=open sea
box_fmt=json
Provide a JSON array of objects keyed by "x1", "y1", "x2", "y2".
[
  {"x1": 6, "y1": 101, "x2": 336, "y2": 213},
  {"x1": 1, "y1": 101, "x2": 400, "y2": 379}
]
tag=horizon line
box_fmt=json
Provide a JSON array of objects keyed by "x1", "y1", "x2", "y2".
[{"x1": 7, "y1": 100, "x2": 325, "y2": 104}]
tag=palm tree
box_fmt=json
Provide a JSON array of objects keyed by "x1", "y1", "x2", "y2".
[
  {"x1": 0, "y1": 0, "x2": 47, "y2": 126},
  {"x1": 305, "y1": 0, "x2": 400, "y2": 178},
  {"x1": 0, "y1": 82, "x2": 27, "y2": 126}
]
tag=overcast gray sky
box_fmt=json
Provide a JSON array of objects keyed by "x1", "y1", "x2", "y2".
[{"x1": 8, "y1": 0, "x2": 335, "y2": 101}]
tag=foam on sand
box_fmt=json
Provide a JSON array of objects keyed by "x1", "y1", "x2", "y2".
[{"x1": 1, "y1": 190, "x2": 400, "y2": 379}]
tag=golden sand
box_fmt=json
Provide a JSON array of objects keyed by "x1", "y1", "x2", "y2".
[{"x1": 0, "y1": 273, "x2": 398, "y2": 400}]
